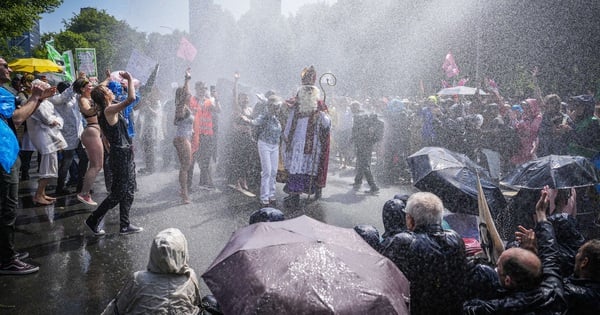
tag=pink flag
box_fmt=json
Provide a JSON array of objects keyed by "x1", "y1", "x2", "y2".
[
  {"x1": 442, "y1": 52, "x2": 460, "y2": 78},
  {"x1": 177, "y1": 37, "x2": 197, "y2": 62},
  {"x1": 457, "y1": 77, "x2": 469, "y2": 86},
  {"x1": 487, "y1": 78, "x2": 499, "y2": 93}
]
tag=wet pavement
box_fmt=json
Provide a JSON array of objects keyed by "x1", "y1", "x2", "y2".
[{"x1": 0, "y1": 160, "x2": 415, "y2": 314}]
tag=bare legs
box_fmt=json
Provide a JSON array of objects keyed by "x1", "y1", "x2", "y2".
[
  {"x1": 174, "y1": 137, "x2": 192, "y2": 203},
  {"x1": 79, "y1": 127, "x2": 103, "y2": 201},
  {"x1": 33, "y1": 178, "x2": 54, "y2": 205}
]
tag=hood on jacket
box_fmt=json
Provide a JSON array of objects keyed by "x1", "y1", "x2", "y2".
[{"x1": 147, "y1": 228, "x2": 190, "y2": 275}]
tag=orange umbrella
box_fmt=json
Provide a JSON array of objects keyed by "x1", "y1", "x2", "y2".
[{"x1": 8, "y1": 58, "x2": 63, "y2": 73}]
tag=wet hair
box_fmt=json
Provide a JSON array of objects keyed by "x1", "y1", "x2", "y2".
[
  {"x1": 175, "y1": 87, "x2": 188, "y2": 106},
  {"x1": 91, "y1": 85, "x2": 110, "y2": 113},
  {"x1": 57, "y1": 81, "x2": 70, "y2": 94},
  {"x1": 502, "y1": 249, "x2": 543, "y2": 290},
  {"x1": 580, "y1": 239, "x2": 600, "y2": 281},
  {"x1": 405, "y1": 192, "x2": 443, "y2": 227},
  {"x1": 21, "y1": 73, "x2": 35, "y2": 87},
  {"x1": 72, "y1": 78, "x2": 90, "y2": 94},
  {"x1": 543, "y1": 94, "x2": 561, "y2": 109}
]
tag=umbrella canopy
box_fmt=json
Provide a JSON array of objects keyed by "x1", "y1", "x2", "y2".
[
  {"x1": 407, "y1": 147, "x2": 506, "y2": 216},
  {"x1": 202, "y1": 215, "x2": 410, "y2": 315},
  {"x1": 437, "y1": 86, "x2": 488, "y2": 96},
  {"x1": 501, "y1": 155, "x2": 600, "y2": 189},
  {"x1": 8, "y1": 58, "x2": 63, "y2": 73}
]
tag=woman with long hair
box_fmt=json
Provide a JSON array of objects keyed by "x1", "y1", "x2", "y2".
[
  {"x1": 85, "y1": 71, "x2": 142, "y2": 236},
  {"x1": 74, "y1": 72, "x2": 109, "y2": 206},
  {"x1": 173, "y1": 69, "x2": 193, "y2": 204}
]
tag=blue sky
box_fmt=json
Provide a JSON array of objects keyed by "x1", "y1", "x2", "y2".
[{"x1": 40, "y1": 0, "x2": 335, "y2": 35}]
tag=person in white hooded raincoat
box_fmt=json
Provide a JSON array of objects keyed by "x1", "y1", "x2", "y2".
[{"x1": 101, "y1": 228, "x2": 201, "y2": 314}]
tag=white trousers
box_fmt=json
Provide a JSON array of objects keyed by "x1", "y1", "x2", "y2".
[{"x1": 258, "y1": 140, "x2": 279, "y2": 202}]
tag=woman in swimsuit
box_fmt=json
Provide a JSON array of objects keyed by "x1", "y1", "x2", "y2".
[
  {"x1": 173, "y1": 69, "x2": 194, "y2": 204},
  {"x1": 73, "y1": 72, "x2": 110, "y2": 206}
]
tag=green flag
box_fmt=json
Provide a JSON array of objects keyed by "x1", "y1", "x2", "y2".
[
  {"x1": 62, "y1": 50, "x2": 75, "y2": 82},
  {"x1": 45, "y1": 41, "x2": 72, "y2": 81}
]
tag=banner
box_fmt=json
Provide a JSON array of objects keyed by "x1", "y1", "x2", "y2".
[
  {"x1": 176, "y1": 37, "x2": 197, "y2": 62},
  {"x1": 126, "y1": 49, "x2": 156, "y2": 86},
  {"x1": 442, "y1": 52, "x2": 460, "y2": 78},
  {"x1": 75, "y1": 48, "x2": 98, "y2": 78},
  {"x1": 477, "y1": 173, "x2": 505, "y2": 265},
  {"x1": 62, "y1": 50, "x2": 75, "y2": 82}
]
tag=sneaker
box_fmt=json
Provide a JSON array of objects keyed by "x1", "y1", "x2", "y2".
[
  {"x1": 366, "y1": 186, "x2": 380, "y2": 194},
  {"x1": 84, "y1": 217, "x2": 106, "y2": 236},
  {"x1": 13, "y1": 251, "x2": 29, "y2": 260},
  {"x1": 0, "y1": 259, "x2": 39, "y2": 275},
  {"x1": 119, "y1": 224, "x2": 143, "y2": 235},
  {"x1": 77, "y1": 194, "x2": 97, "y2": 206}
]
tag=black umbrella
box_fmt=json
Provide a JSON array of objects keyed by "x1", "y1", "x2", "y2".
[
  {"x1": 407, "y1": 147, "x2": 506, "y2": 216},
  {"x1": 501, "y1": 155, "x2": 600, "y2": 189},
  {"x1": 202, "y1": 215, "x2": 410, "y2": 315}
]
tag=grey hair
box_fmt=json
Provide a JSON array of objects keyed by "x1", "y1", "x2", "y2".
[{"x1": 405, "y1": 192, "x2": 444, "y2": 227}]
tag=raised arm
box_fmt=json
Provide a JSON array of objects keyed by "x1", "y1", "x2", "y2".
[{"x1": 104, "y1": 71, "x2": 136, "y2": 116}]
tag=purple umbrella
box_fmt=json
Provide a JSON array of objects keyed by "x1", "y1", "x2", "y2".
[{"x1": 202, "y1": 215, "x2": 410, "y2": 315}]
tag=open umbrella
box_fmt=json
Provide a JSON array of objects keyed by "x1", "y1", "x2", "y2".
[
  {"x1": 407, "y1": 147, "x2": 506, "y2": 216},
  {"x1": 202, "y1": 215, "x2": 410, "y2": 315},
  {"x1": 437, "y1": 86, "x2": 488, "y2": 96},
  {"x1": 501, "y1": 155, "x2": 600, "y2": 189},
  {"x1": 8, "y1": 58, "x2": 63, "y2": 73}
]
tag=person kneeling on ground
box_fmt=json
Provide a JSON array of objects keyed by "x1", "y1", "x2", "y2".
[{"x1": 101, "y1": 228, "x2": 201, "y2": 314}]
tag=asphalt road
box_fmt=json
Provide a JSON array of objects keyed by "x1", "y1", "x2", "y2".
[{"x1": 0, "y1": 160, "x2": 415, "y2": 314}]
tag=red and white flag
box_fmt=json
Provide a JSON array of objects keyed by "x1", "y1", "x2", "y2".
[
  {"x1": 442, "y1": 52, "x2": 460, "y2": 78},
  {"x1": 177, "y1": 37, "x2": 197, "y2": 62}
]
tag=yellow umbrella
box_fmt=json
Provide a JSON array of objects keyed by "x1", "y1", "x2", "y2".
[{"x1": 8, "y1": 58, "x2": 63, "y2": 73}]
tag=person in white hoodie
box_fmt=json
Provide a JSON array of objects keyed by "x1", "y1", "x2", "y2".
[{"x1": 26, "y1": 79, "x2": 66, "y2": 205}]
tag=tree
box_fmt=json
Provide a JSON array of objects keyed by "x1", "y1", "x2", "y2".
[
  {"x1": 0, "y1": 0, "x2": 63, "y2": 57},
  {"x1": 59, "y1": 8, "x2": 147, "y2": 73}
]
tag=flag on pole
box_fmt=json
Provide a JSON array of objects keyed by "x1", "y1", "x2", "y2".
[
  {"x1": 177, "y1": 37, "x2": 197, "y2": 62},
  {"x1": 476, "y1": 173, "x2": 505, "y2": 265},
  {"x1": 442, "y1": 52, "x2": 460, "y2": 78},
  {"x1": 62, "y1": 50, "x2": 75, "y2": 82},
  {"x1": 46, "y1": 40, "x2": 73, "y2": 82}
]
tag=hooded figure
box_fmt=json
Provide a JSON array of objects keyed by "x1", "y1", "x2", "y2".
[{"x1": 102, "y1": 228, "x2": 201, "y2": 315}]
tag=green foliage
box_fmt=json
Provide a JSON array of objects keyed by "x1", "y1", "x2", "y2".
[
  {"x1": 0, "y1": 0, "x2": 63, "y2": 38},
  {"x1": 0, "y1": 0, "x2": 63, "y2": 57}
]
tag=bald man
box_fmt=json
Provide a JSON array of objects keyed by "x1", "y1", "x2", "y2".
[
  {"x1": 464, "y1": 187, "x2": 567, "y2": 314},
  {"x1": 496, "y1": 247, "x2": 542, "y2": 290}
]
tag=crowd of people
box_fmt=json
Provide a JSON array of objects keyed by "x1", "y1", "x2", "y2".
[{"x1": 2, "y1": 54, "x2": 600, "y2": 313}]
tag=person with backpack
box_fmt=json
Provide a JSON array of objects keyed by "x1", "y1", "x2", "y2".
[{"x1": 350, "y1": 101, "x2": 381, "y2": 194}]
